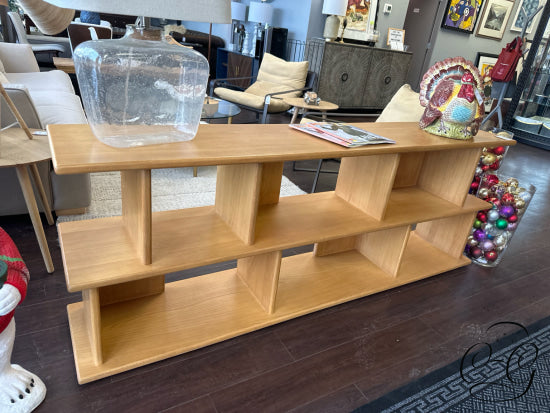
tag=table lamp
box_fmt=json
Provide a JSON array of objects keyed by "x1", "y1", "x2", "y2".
[
  {"x1": 40, "y1": 0, "x2": 231, "y2": 147},
  {"x1": 322, "y1": 0, "x2": 347, "y2": 42},
  {"x1": 248, "y1": 1, "x2": 273, "y2": 58},
  {"x1": 231, "y1": 1, "x2": 247, "y2": 52}
]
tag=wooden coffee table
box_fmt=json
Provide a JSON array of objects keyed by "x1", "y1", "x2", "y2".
[
  {"x1": 283, "y1": 97, "x2": 339, "y2": 124},
  {"x1": 1, "y1": 128, "x2": 55, "y2": 273}
]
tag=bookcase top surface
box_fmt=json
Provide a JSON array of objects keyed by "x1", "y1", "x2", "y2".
[{"x1": 48, "y1": 122, "x2": 515, "y2": 174}]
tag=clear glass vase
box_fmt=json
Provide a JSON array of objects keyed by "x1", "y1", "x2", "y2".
[
  {"x1": 464, "y1": 174, "x2": 536, "y2": 267},
  {"x1": 73, "y1": 26, "x2": 209, "y2": 148}
]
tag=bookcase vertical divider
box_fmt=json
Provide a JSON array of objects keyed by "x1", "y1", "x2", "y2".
[
  {"x1": 356, "y1": 225, "x2": 412, "y2": 277},
  {"x1": 215, "y1": 163, "x2": 262, "y2": 244},
  {"x1": 82, "y1": 288, "x2": 102, "y2": 366},
  {"x1": 415, "y1": 212, "x2": 477, "y2": 259},
  {"x1": 417, "y1": 148, "x2": 482, "y2": 207},
  {"x1": 314, "y1": 236, "x2": 358, "y2": 257},
  {"x1": 393, "y1": 152, "x2": 426, "y2": 188},
  {"x1": 98, "y1": 275, "x2": 165, "y2": 307},
  {"x1": 121, "y1": 169, "x2": 152, "y2": 265},
  {"x1": 335, "y1": 154, "x2": 400, "y2": 220},
  {"x1": 237, "y1": 250, "x2": 282, "y2": 314},
  {"x1": 259, "y1": 162, "x2": 284, "y2": 206}
]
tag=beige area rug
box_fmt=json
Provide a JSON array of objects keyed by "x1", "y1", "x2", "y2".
[{"x1": 57, "y1": 166, "x2": 306, "y2": 222}]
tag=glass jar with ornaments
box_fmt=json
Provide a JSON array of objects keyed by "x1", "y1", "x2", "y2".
[
  {"x1": 464, "y1": 175, "x2": 536, "y2": 267},
  {"x1": 469, "y1": 129, "x2": 513, "y2": 195}
]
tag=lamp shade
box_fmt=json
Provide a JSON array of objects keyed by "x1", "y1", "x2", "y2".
[
  {"x1": 322, "y1": 0, "x2": 347, "y2": 16},
  {"x1": 43, "y1": 0, "x2": 231, "y2": 23},
  {"x1": 231, "y1": 1, "x2": 246, "y2": 21},
  {"x1": 248, "y1": 1, "x2": 273, "y2": 24}
]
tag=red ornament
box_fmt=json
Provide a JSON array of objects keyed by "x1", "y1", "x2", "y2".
[
  {"x1": 491, "y1": 146, "x2": 506, "y2": 156},
  {"x1": 501, "y1": 193, "x2": 515, "y2": 205},
  {"x1": 489, "y1": 160, "x2": 500, "y2": 170},
  {"x1": 485, "y1": 174, "x2": 499, "y2": 186},
  {"x1": 485, "y1": 250, "x2": 498, "y2": 261},
  {"x1": 470, "y1": 182, "x2": 479, "y2": 192},
  {"x1": 474, "y1": 175, "x2": 481, "y2": 183},
  {"x1": 470, "y1": 247, "x2": 483, "y2": 259},
  {"x1": 477, "y1": 212, "x2": 487, "y2": 222},
  {"x1": 481, "y1": 165, "x2": 490, "y2": 172},
  {"x1": 508, "y1": 214, "x2": 518, "y2": 223}
]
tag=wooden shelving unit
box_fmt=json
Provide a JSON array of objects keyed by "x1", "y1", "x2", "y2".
[{"x1": 48, "y1": 122, "x2": 515, "y2": 384}]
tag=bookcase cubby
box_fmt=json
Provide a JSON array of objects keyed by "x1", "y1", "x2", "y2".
[{"x1": 48, "y1": 122, "x2": 515, "y2": 383}]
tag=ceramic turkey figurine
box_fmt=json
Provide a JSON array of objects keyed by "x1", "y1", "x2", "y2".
[{"x1": 419, "y1": 57, "x2": 485, "y2": 140}]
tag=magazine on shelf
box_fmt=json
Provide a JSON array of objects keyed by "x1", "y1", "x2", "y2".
[{"x1": 289, "y1": 122, "x2": 395, "y2": 147}]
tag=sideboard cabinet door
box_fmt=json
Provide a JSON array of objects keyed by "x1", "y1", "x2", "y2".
[
  {"x1": 318, "y1": 42, "x2": 411, "y2": 110},
  {"x1": 367, "y1": 50, "x2": 412, "y2": 108}
]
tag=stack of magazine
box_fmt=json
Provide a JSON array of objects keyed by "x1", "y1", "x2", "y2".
[{"x1": 290, "y1": 122, "x2": 395, "y2": 147}]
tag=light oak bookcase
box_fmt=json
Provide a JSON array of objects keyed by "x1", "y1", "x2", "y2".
[{"x1": 48, "y1": 122, "x2": 515, "y2": 384}]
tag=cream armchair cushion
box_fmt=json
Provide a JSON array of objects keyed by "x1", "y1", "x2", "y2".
[
  {"x1": 214, "y1": 53, "x2": 309, "y2": 112},
  {"x1": 376, "y1": 84, "x2": 424, "y2": 123}
]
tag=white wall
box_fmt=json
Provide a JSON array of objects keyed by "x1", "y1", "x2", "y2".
[{"x1": 376, "y1": 0, "x2": 411, "y2": 46}]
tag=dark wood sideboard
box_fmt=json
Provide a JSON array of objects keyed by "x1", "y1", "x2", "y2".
[{"x1": 317, "y1": 42, "x2": 412, "y2": 110}]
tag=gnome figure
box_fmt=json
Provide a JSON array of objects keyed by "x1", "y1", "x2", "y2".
[{"x1": 0, "y1": 228, "x2": 46, "y2": 412}]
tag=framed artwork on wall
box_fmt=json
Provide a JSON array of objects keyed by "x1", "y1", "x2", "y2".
[
  {"x1": 343, "y1": 0, "x2": 379, "y2": 42},
  {"x1": 441, "y1": 0, "x2": 484, "y2": 34},
  {"x1": 510, "y1": 0, "x2": 541, "y2": 33},
  {"x1": 475, "y1": 52, "x2": 499, "y2": 112},
  {"x1": 476, "y1": 0, "x2": 514, "y2": 40}
]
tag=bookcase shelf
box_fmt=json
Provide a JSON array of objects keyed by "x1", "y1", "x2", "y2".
[{"x1": 48, "y1": 122, "x2": 514, "y2": 384}]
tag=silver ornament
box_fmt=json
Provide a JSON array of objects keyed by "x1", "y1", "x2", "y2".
[
  {"x1": 487, "y1": 210, "x2": 500, "y2": 222},
  {"x1": 494, "y1": 235, "x2": 507, "y2": 247}
]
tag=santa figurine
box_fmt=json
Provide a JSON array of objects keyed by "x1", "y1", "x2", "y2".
[{"x1": 0, "y1": 228, "x2": 46, "y2": 412}]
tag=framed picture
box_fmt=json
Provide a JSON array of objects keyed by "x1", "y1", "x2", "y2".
[
  {"x1": 441, "y1": 0, "x2": 484, "y2": 34},
  {"x1": 475, "y1": 0, "x2": 514, "y2": 40},
  {"x1": 475, "y1": 52, "x2": 499, "y2": 112},
  {"x1": 343, "y1": 0, "x2": 379, "y2": 42},
  {"x1": 510, "y1": 0, "x2": 541, "y2": 33}
]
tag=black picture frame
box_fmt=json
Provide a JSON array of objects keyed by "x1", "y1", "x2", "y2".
[{"x1": 441, "y1": 0, "x2": 485, "y2": 34}]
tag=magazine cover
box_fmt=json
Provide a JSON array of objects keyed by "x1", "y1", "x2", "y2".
[{"x1": 290, "y1": 122, "x2": 395, "y2": 147}]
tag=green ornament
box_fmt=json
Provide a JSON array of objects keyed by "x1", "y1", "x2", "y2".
[
  {"x1": 496, "y1": 218, "x2": 508, "y2": 230},
  {"x1": 473, "y1": 219, "x2": 482, "y2": 229}
]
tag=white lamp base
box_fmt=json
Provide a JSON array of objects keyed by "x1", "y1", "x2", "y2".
[{"x1": 323, "y1": 15, "x2": 341, "y2": 42}]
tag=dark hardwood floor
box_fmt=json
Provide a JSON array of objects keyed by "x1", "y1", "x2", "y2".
[{"x1": 1, "y1": 110, "x2": 549, "y2": 412}]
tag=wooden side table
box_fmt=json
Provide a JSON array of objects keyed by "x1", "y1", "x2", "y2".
[
  {"x1": 1, "y1": 129, "x2": 55, "y2": 273},
  {"x1": 283, "y1": 97, "x2": 339, "y2": 124}
]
